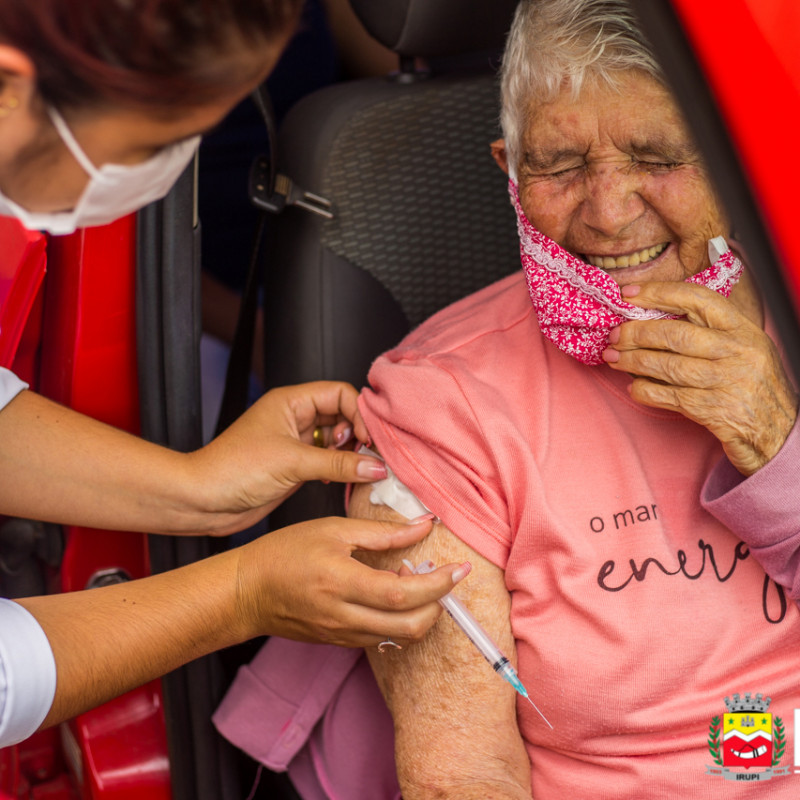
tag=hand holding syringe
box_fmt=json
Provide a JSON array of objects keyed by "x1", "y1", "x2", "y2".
[{"x1": 404, "y1": 559, "x2": 553, "y2": 729}]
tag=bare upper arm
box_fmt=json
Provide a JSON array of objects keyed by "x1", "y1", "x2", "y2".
[{"x1": 349, "y1": 482, "x2": 531, "y2": 799}]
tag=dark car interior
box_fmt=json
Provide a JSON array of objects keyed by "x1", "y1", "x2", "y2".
[
  {"x1": 138, "y1": 1, "x2": 520, "y2": 797},
  {"x1": 134, "y1": 1, "x2": 800, "y2": 798}
]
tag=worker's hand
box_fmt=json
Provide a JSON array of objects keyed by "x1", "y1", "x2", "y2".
[
  {"x1": 235, "y1": 516, "x2": 471, "y2": 647},
  {"x1": 602, "y1": 281, "x2": 798, "y2": 475},
  {"x1": 192, "y1": 382, "x2": 387, "y2": 533}
]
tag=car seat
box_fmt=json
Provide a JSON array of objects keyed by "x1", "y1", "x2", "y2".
[
  {"x1": 147, "y1": 2, "x2": 520, "y2": 797},
  {"x1": 263, "y1": 0, "x2": 521, "y2": 531}
]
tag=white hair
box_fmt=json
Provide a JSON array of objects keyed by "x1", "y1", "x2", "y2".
[{"x1": 500, "y1": 0, "x2": 664, "y2": 174}]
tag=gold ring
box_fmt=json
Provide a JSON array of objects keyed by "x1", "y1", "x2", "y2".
[{"x1": 312, "y1": 427, "x2": 324, "y2": 447}]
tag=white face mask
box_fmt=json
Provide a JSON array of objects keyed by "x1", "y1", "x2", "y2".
[{"x1": 0, "y1": 106, "x2": 200, "y2": 235}]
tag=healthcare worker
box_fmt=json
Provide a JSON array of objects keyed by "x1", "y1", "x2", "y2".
[{"x1": 0, "y1": 0, "x2": 469, "y2": 747}]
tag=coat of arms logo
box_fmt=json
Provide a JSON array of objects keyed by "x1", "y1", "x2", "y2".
[{"x1": 706, "y1": 693, "x2": 789, "y2": 782}]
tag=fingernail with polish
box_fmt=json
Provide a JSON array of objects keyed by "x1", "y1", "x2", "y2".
[
  {"x1": 621, "y1": 284, "x2": 641, "y2": 298},
  {"x1": 451, "y1": 561, "x2": 472, "y2": 584},
  {"x1": 607, "y1": 326, "x2": 621, "y2": 344},
  {"x1": 406, "y1": 512, "x2": 436, "y2": 524},
  {"x1": 334, "y1": 426, "x2": 353, "y2": 448},
  {"x1": 356, "y1": 459, "x2": 387, "y2": 480}
]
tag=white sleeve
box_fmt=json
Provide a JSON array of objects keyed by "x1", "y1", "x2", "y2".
[
  {"x1": 0, "y1": 598, "x2": 57, "y2": 747},
  {"x1": 0, "y1": 368, "x2": 28, "y2": 411}
]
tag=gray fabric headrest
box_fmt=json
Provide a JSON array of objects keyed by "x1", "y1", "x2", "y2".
[{"x1": 349, "y1": 0, "x2": 518, "y2": 57}]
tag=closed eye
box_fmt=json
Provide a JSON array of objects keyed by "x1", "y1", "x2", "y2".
[
  {"x1": 530, "y1": 164, "x2": 584, "y2": 181},
  {"x1": 634, "y1": 159, "x2": 683, "y2": 172}
]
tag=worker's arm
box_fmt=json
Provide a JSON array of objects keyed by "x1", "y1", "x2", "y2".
[
  {"x1": 350, "y1": 483, "x2": 531, "y2": 800},
  {"x1": 16, "y1": 513, "x2": 467, "y2": 731},
  {"x1": 0, "y1": 382, "x2": 386, "y2": 536}
]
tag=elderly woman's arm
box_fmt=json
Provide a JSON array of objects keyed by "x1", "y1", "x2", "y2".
[
  {"x1": 702, "y1": 415, "x2": 800, "y2": 599},
  {"x1": 350, "y1": 483, "x2": 532, "y2": 800}
]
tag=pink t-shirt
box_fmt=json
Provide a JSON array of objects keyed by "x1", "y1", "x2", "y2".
[{"x1": 359, "y1": 271, "x2": 800, "y2": 798}]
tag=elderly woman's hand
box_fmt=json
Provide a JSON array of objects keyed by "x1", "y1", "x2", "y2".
[{"x1": 602, "y1": 281, "x2": 799, "y2": 476}]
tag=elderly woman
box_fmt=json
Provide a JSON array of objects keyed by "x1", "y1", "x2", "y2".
[
  {"x1": 347, "y1": 0, "x2": 800, "y2": 797},
  {"x1": 215, "y1": 0, "x2": 800, "y2": 796}
]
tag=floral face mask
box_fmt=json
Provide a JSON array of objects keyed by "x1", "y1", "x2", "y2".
[{"x1": 510, "y1": 180, "x2": 744, "y2": 365}]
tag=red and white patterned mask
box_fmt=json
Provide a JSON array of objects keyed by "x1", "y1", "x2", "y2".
[{"x1": 510, "y1": 180, "x2": 744, "y2": 365}]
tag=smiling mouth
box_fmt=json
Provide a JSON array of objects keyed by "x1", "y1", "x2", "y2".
[{"x1": 582, "y1": 242, "x2": 668, "y2": 270}]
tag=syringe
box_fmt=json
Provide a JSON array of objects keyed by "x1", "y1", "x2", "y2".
[{"x1": 405, "y1": 559, "x2": 553, "y2": 729}]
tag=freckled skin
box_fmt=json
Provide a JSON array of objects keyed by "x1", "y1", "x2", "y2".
[{"x1": 515, "y1": 72, "x2": 729, "y2": 287}]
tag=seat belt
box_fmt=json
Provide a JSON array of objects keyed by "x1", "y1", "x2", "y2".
[{"x1": 213, "y1": 85, "x2": 332, "y2": 437}]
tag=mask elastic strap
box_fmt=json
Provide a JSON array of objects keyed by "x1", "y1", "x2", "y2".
[{"x1": 47, "y1": 106, "x2": 105, "y2": 181}]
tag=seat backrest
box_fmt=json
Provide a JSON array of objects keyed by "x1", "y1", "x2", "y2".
[{"x1": 264, "y1": 0, "x2": 520, "y2": 523}]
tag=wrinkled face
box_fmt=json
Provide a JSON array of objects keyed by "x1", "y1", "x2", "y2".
[{"x1": 515, "y1": 71, "x2": 729, "y2": 286}]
